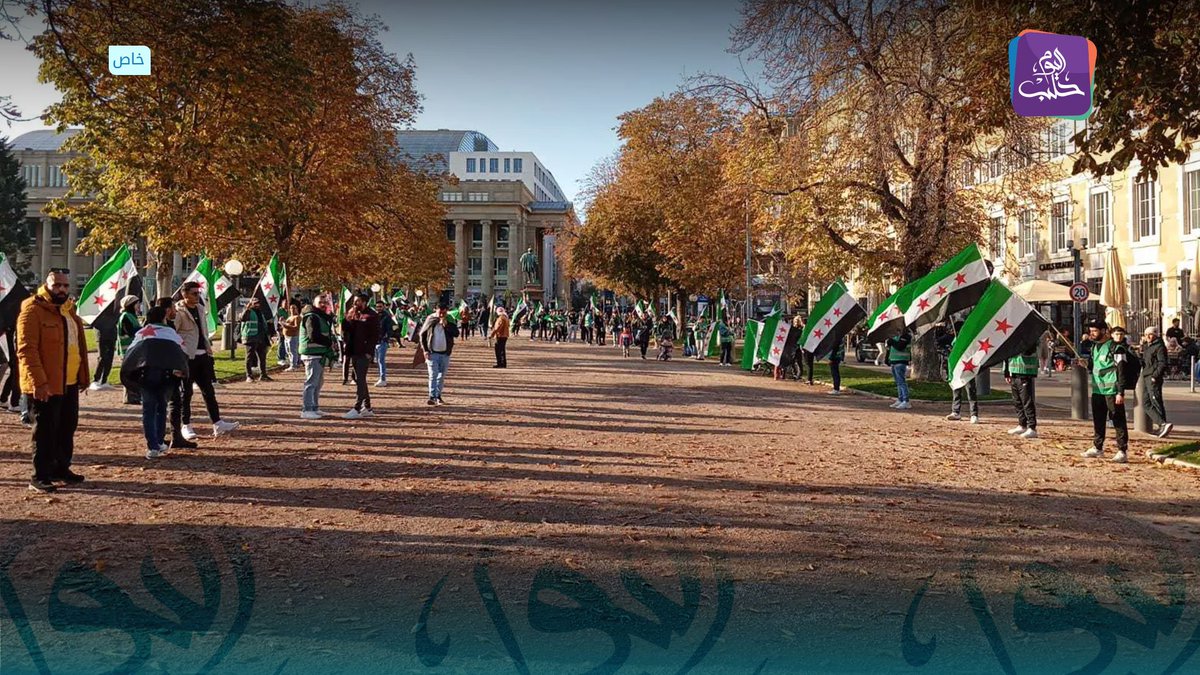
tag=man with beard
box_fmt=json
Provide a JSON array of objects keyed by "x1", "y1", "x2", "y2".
[
  {"x1": 17, "y1": 269, "x2": 91, "y2": 492},
  {"x1": 341, "y1": 292, "x2": 379, "y2": 419},
  {"x1": 174, "y1": 281, "x2": 240, "y2": 441}
]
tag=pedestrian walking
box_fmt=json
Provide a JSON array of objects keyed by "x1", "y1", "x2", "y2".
[
  {"x1": 341, "y1": 293, "x2": 379, "y2": 419},
  {"x1": 120, "y1": 305, "x2": 189, "y2": 459},
  {"x1": 489, "y1": 306, "x2": 510, "y2": 368},
  {"x1": 117, "y1": 295, "x2": 143, "y2": 405},
  {"x1": 620, "y1": 324, "x2": 633, "y2": 357},
  {"x1": 419, "y1": 302, "x2": 459, "y2": 405},
  {"x1": 299, "y1": 295, "x2": 336, "y2": 419},
  {"x1": 17, "y1": 270, "x2": 90, "y2": 492},
  {"x1": 1003, "y1": 345, "x2": 1039, "y2": 438},
  {"x1": 88, "y1": 302, "x2": 118, "y2": 392},
  {"x1": 1080, "y1": 320, "x2": 1129, "y2": 463},
  {"x1": 1140, "y1": 326, "x2": 1172, "y2": 438},
  {"x1": 635, "y1": 319, "x2": 652, "y2": 360},
  {"x1": 173, "y1": 281, "x2": 239, "y2": 442},
  {"x1": 241, "y1": 297, "x2": 273, "y2": 382},
  {"x1": 374, "y1": 300, "x2": 394, "y2": 387},
  {"x1": 885, "y1": 331, "x2": 912, "y2": 410}
]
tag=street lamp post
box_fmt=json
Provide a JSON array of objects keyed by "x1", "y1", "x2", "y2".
[
  {"x1": 744, "y1": 197, "x2": 752, "y2": 324},
  {"x1": 223, "y1": 259, "x2": 244, "y2": 361}
]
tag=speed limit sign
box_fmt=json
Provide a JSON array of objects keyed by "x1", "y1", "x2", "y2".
[{"x1": 1069, "y1": 282, "x2": 1090, "y2": 303}]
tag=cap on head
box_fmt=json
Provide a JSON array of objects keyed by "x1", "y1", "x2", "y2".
[{"x1": 1145, "y1": 325, "x2": 1160, "y2": 336}]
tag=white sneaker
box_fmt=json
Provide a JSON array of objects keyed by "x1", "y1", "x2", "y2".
[
  {"x1": 359, "y1": 408, "x2": 376, "y2": 418},
  {"x1": 969, "y1": 415, "x2": 979, "y2": 424},
  {"x1": 1020, "y1": 428, "x2": 1039, "y2": 439},
  {"x1": 1006, "y1": 426, "x2": 1026, "y2": 435},
  {"x1": 1112, "y1": 451, "x2": 1128, "y2": 464},
  {"x1": 146, "y1": 447, "x2": 168, "y2": 459},
  {"x1": 159, "y1": 442, "x2": 169, "y2": 452},
  {"x1": 181, "y1": 424, "x2": 198, "y2": 441},
  {"x1": 945, "y1": 413, "x2": 961, "y2": 421},
  {"x1": 343, "y1": 409, "x2": 362, "y2": 420},
  {"x1": 276, "y1": 359, "x2": 287, "y2": 367},
  {"x1": 829, "y1": 389, "x2": 842, "y2": 395},
  {"x1": 315, "y1": 410, "x2": 329, "y2": 418},
  {"x1": 1081, "y1": 447, "x2": 1103, "y2": 458},
  {"x1": 88, "y1": 381, "x2": 104, "y2": 392},
  {"x1": 889, "y1": 401, "x2": 901, "y2": 408},
  {"x1": 895, "y1": 401, "x2": 912, "y2": 410},
  {"x1": 213, "y1": 420, "x2": 240, "y2": 436},
  {"x1": 300, "y1": 411, "x2": 321, "y2": 420},
  {"x1": 374, "y1": 379, "x2": 387, "y2": 387}
]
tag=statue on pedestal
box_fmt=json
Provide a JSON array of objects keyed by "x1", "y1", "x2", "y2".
[{"x1": 520, "y1": 246, "x2": 539, "y2": 286}]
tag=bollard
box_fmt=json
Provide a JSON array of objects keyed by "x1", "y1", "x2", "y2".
[
  {"x1": 976, "y1": 366, "x2": 991, "y2": 396},
  {"x1": 1133, "y1": 375, "x2": 1152, "y2": 434},
  {"x1": 1070, "y1": 363, "x2": 1089, "y2": 420},
  {"x1": 1193, "y1": 356, "x2": 1197, "y2": 394}
]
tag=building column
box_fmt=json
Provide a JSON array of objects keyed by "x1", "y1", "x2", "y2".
[
  {"x1": 506, "y1": 219, "x2": 521, "y2": 293},
  {"x1": 453, "y1": 220, "x2": 467, "y2": 300},
  {"x1": 39, "y1": 217, "x2": 52, "y2": 277},
  {"x1": 481, "y1": 219, "x2": 494, "y2": 296},
  {"x1": 65, "y1": 220, "x2": 78, "y2": 282}
]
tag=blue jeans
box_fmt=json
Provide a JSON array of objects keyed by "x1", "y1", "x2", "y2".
[
  {"x1": 375, "y1": 341, "x2": 389, "y2": 381},
  {"x1": 891, "y1": 363, "x2": 910, "y2": 403},
  {"x1": 426, "y1": 352, "x2": 450, "y2": 399},
  {"x1": 286, "y1": 335, "x2": 300, "y2": 367},
  {"x1": 302, "y1": 356, "x2": 325, "y2": 412},
  {"x1": 141, "y1": 379, "x2": 171, "y2": 450},
  {"x1": 277, "y1": 335, "x2": 287, "y2": 361}
]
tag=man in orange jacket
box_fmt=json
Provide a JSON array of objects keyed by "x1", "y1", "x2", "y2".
[{"x1": 17, "y1": 269, "x2": 91, "y2": 492}]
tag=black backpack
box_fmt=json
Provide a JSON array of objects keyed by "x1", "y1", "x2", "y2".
[{"x1": 1119, "y1": 349, "x2": 1141, "y2": 390}]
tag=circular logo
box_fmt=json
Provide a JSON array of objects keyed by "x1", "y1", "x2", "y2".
[{"x1": 1069, "y1": 282, "x2": 1090, "y2": 303}]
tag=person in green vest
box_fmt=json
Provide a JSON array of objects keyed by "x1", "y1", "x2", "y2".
[
  {"x1": 117, "y1": 295, "x2": 143, "y2": 405},
  {"x1": 1003, "y1": 343, "x2": 1039, "y2": 438},
  {"x1": 299, "y1": 294, "x2": 336, "y2": 419},
  {"x1": 1078, "y1": 319, "x2": 1129, "y2": 463},
  {"x1": 240, "y1": 297, "x2": 272, "y2": 382},
  {"x1": 717, "y1": 317, "x2": 734, "y2": 366},
  {"x1": 885, "y1": 330, "x2": 912, "y2": 410}
]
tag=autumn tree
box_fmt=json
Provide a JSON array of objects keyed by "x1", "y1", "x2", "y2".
[{"x1": 0, "y1": 136, "x2": 32, "y2": 275}]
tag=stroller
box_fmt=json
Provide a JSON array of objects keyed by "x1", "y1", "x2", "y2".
[{"x1": 656, "y1": 338, "x2": 675, "y2": 361}]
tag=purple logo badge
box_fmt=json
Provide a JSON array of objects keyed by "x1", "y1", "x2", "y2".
[{"x1": 1009, "y1": 31, "x2": 1095, "y2": 119}]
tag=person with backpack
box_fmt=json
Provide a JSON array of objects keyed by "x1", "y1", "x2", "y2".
[
  {"x1": 1003, "y1": 344, "x2": 1039, "y2": 439},
  {"x1": 1079, "y1": 320, "x2": 1130, "y2": 463},
  {"x1": 885, "y1": 330, "x2": 913, "y2": 409}
]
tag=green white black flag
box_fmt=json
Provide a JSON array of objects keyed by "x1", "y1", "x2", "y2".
[
  {"x1": 78, "y1": 245, "x2": 138, "y2": 324},
  {"x1": 947, "y1": 280, "x2": 1050, "y2": 389},
  {"x1": 904, "y1": 244, "x2": 991, "y2": 337},
  {"x1": 800, "y1": 280, "x2": 867, "y2": 358}
]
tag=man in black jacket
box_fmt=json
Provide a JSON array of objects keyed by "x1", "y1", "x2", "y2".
[
  {"x1": 120, "y1": 305, "x2": 190, "y2": 459},
  {"x1": 419, "y1": 303, "x2": 459, "y2": 405},
  {"x1": 1140, "y1": 325, "x2": 1172, "y2": 438},
  {"x1": 341, "y1": 293, "x2": 379, "y2": 419}
]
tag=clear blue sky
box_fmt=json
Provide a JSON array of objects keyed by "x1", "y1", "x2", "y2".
[{"x1": 1, "y1": 0, "x2": 751, "y2": 204}]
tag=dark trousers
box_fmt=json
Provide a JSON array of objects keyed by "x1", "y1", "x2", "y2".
[
  {"x1": 342, "y1": 351, "x2": 354, "y2": 384},
  {"x1": 0, "y1": 356, "x2": 18, "y2": 406},
  {"x1": 352, "y1": 355, "x2": 371, "y2": 411},
  {"x1": 141, "y1": 379, "x2": 172, "y2": 450},
  {"x1": 494, "y1": 337, "x2": 508, "y2": 367},
  {"x1": 720, "y1": 342, "x2": 733, "y2": 365},
  {"x1": 245, "y1": 340, "x2": 269, "y2": 378},
  {"x1": 803, "y1": 352, "x2": 815, "y2": 384},
  {"x1": 1091, "y1": 393, "x2": 1128, "y2": 452},
  {"x1": 639, "y1": 341, "x2": 649, "y2": 358},
  {"x1": 169, "y1": 381, "x2": 184, "y2": 441},
  {"x1": 94, "y1": 338, "x2": 116, "y2": 384},
  {"x1": 30, "y1": 386, "x2": 79, "y2": 481},
  {"x1": 1143, "y1": 375, "x2": 1167, "y2": 426},
  {"x1": 1010, "y1": 376, "x2": 1036, "y2": 429},
  {"x1": 952, "y1": 379, "x2": 978, "y2": 416},
  {"x1": 831, "y1": 358, "x2": 842, "y2": 391},
  {"x1": 182, "y1": 354, "x2": 221, "y2": 425},
  {"x1": 597, "y1": 330, "x2": 605, "y2": 346}
]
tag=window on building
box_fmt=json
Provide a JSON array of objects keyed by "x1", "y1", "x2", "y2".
[
  {"x1": 1185, "y1": 167, "x2": 1200, "y2": 236},
  {"x1": 504, "y1": 158, "x2": 511, "y2": 173},
  {"x1": 23, "y1": 165, "x2": 40, "y2": 187},
  {"x1": 446, "y1": 222, "x2": 456, "y2": 242},
  {"x1": 1089, "y1": 190, "x2": 1111, "y2": 247},
  {"x1": 467, "y1": 192, "x2": 489, "y2": 202},
  {"x1": 497, "y1": 224, "x2": 509, "y2": 250},
  {"x1": 24, "y1": 217, "x2": 39, "y2": 241},
  {"x1": 988, "y1": 216, "x2": 1005, "y2": 259},
  {"x1": 489, "y1": 158, "x2": 499, "y2": 173},
  {"x1": 1044, "y1": 120, "x2": 1074, "y2": 158},
  {"x1": 1133, "y1": 176, "x2": 1158, "y2": 241},
  {"x1": 441, "y1": 191, "x2": 462, "y2": 201},
  {"x1": 50, "y1": 218, "x2": 65, "y2": 250},
  {"x1": 986, "y1": 149, "x2": 1003, "y2": 181},
  {"x1": 472, "y1": 223, "x2": 483, "y2": 248},
  {"x1": 513, "y1": 158, "x2": 523, "y2": 172},
  {"x1": 1051, "y1": 200, "x2": 1069, "y2": 252},
  {"x1": 1128, "y1": 273, "x2": 1163, "y2": 337},
  {"x1": 494, "y1": 258, "x2": 508, "y2": 278},
  {"x1": 466, "y1": 158, "x2": 476, "y2": 173},
  {"x1": 1019, "y1": 209, "x2": 1037, "y2": 258},
  {"x1": 468, "y1": 257, "x2": 482, "y2": 276}
]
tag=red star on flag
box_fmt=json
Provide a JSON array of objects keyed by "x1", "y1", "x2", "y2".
[
  {"x1": 977, "y1": 338, "x2": 993, "y2": 352},
  {"x1": 994, "y1": 318, "x2": 1013, "y2": 334},
  {"x1": 879, "y1": 309, "x2": 889, "y2": 320},
  {"x1": 813, "y1": 329, "x2": 824, "y2": 339},
  {"x1": 962, "y1": 359, "x2": 977, "y2": 373},
  {"x1": 216, "y1": 283, "x2": 226, "y2": 291},
  {"x1": 110, "y1": 281, "x2": 121, "y2": 291},
  {"x1": 120, "y1": 271, "x2": 129, "y2": 280},
  {"x1": 139, "y1": 325, "x2": 157, "y2": 337},
  {"x1": 0, "y1": 284, "x2": 6, "y2": 294},
  {"x1": 917, "y1": 298, "x2": 930, "y2": 311},
  {"x1": 954, "y1": 272, "x2": 967, "y2": 285},
  {"x1": 93, "y1": 294, "x2": 106, "y2": 306},
  {"x1": 935, "y1": 286, "x2": 947, "y2": 297},
  {"x1": 772, "y1": 347, "x2": 781, "y2": 355},
  {"x1": 268, "y1": 295, "x2": 277, "y2": 304},
  {"x1": 263, "y1": 282, "x2": 273, "y2": 291},
  {"x1": 833, "y1": 307, "x2": 842, "y2": 317},
  {"x1": 823, "y1": 318, "x2": 832, "y2": 327}
]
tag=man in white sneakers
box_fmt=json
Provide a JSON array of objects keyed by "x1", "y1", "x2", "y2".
[
  {"x1": 1003, "y1": 344, "x2": 1040, "y2": 439},
  {"x1": 173, "y1": 282, "x2": 239, "y2": 440}
]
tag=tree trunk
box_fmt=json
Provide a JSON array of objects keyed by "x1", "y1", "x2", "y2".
[
  {"x1": 155, "y1": 250, "x2": 173, "y2": 302},
  {"x1": 910, "y1": 330, "x2": 941, "y2": 382}
]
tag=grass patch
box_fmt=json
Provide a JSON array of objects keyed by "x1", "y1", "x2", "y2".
[
  {"x1": 88, "y1": 328, "x2": 261, "y2": 382},
  {"x1": 1156, "y1": 441, "x2": 1200, "y2": 466},
  {"x1": 809, "y1": 363, "x2": 1010, "y2": 402}
]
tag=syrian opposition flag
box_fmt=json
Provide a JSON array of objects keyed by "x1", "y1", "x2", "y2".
[
  {"x1": 252, "y1": 254, "x2": 285, "y2": 320},
  {"x1": 865, "y1": 281, "x2": 917, "y2": 344},
  {"x1": 947, "y1": 280, "x2": 1050, "y2": 389},
  {"x1": 903, "y1": 244, "x2": 991, "y2": 338},
  {"x1": 740, "y1": 319, "x2": 762, "y2": 370},
  {"x1": 0, "y1": 252, "x2": 31, "y2": 327},
  {"x1": 128, "y1": 322, "x2": 184, "y2": 350},
  {"x1": 756, "y1": 303, "x2": 786, "y2": 363},
  {"x1": 512, "y1": 296, "x2": 530, "y2": 325},
  {"x1": 634, "y1": 300, "x2": 648, "y2": 320},
  {"x1": 801, "y1": 280, "x2": 867, "y2": 359},
  {"x1": 174, "y1": 256, "x2": 232, "y2": 336},
  {"x1": 335, "y1": 286, "x2": 352, "y2": 323},
  {"x1": 704, "y1": 320, "x2": 721, "y2": 357},
  {"x1": 717, "y1": 290, "x2": 729, "y2": 322},
  {"x1": 447, "y1": 299, "x2": 468, "y2": 323},
  {"x1": 78, "y1": 244, "x2": 138, "y2": 325},
  {"x1": 590, "y1": 291, "x2": 601, "y2": 315}
]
